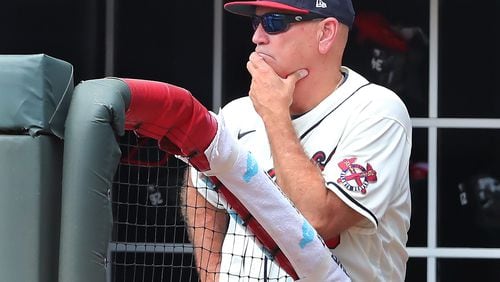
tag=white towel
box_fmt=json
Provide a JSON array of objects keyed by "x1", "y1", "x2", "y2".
[{"x1": 201, "y1": 114, "x2": 350, "y2": 282}]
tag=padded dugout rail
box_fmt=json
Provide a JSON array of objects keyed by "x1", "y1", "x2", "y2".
[
  {"x1": 0, "y1": 54, "x2": 74, "y2": 137},
  {"x1": 59, "y1": 78, "x2": 130, "y2": 282},
  {"x1": 0, "y1": 54, "x2": 73, "y2": 282}
]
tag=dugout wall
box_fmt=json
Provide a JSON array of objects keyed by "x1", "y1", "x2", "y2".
[
  {"x1": 0, "y1": 54, "x2": 73, "y2": 282},
  {"x1": 0, "y1": 55, "x2": 198, "y2": 282}
]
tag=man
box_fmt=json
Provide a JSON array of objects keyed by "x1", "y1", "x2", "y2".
[{"x1": 183, "y1": 0, "x2": 412, "y2": 281}]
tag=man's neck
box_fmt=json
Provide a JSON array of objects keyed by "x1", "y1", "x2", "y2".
[{"x1": 290, "y1": 69, "x2": 344, "y2": 115}]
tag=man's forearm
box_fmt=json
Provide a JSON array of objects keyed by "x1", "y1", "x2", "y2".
[
  {"x1": 182, "y1": 176, "x2": 228, "y2": 281},
  {"x1": 264, "y1": 118, "x2": 329, "y2": 219},
  {"x1": 263, "y1": 117, "x2": 363, "y2": 240}
]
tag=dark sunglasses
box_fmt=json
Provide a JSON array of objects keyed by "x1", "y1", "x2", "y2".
[{"x1": 251, "y1": 13, "x2": 325, "y2": 34}]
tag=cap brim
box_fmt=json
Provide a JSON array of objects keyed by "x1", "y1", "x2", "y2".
[{"x1": 224, "y1": 1, "x2": 309, "y2": 17}]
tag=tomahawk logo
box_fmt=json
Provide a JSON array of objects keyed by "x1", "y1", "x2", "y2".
[
  {"x1": 337, "y1": 157, "x2": 377, "y2": 194},
  {"x1": 316, "y1": 0, "x2": 327, "y2": 8}
]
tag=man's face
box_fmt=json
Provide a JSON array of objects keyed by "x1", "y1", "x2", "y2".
[{"x1": 251, "y1": 7, "x2": 318, "y2": 78}]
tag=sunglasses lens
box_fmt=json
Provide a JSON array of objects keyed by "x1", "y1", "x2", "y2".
[
  {"x1": 262, "y1": 14, "x2": 288, "y2": 33},
  {"x1": 252, "y1": 14, "x2": 288, "y2": 34}
]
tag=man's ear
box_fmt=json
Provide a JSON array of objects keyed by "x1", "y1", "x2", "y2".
[{"x1": 318, "y1": 18, "x2": 338, "y2": 54}]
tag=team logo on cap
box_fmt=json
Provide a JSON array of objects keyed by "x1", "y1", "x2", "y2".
[
  {"x1": 316, "y1": 0, "x2": 327, "y2": 8},
  {"x1": 337, "y1": 157, "x2": 377, "y2": 194}
]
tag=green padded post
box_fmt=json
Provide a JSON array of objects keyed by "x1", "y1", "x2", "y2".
[{"x1": 59, "y1": 78, "x2": 130, "y2": 282}]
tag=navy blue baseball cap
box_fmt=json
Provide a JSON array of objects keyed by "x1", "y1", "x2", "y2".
[{"x1": 224, "y1": 0, "x2": 355, "y2": 28}]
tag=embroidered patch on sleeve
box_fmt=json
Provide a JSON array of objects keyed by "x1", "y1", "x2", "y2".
[{"x1": 337, "y1": 157, "x2": 377, "y2": 194}]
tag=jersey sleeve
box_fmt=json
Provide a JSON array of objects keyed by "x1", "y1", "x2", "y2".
[{"x1": 323, "y1": 109, "x2": 411, "y2": 233}]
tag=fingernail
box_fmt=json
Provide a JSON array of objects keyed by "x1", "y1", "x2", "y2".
[{"x1": 299, "y1": 69, "x2": 309, "y2": 78}]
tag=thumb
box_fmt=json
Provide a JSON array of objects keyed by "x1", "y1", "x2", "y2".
[{"x1": 287, "y1": 68, "x2": 309, "y2": 84}]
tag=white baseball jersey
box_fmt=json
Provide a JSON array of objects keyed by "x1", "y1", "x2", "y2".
[{"x1": 191, "y1": 66, "x2": 412, "y2": 281}]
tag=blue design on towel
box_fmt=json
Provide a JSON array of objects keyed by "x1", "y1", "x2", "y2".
[
  {"x1": 243, "y1": 152, "x2": 258, "y2": 183},
  {"x1": 299, "y1": 220, "x2": 316, "y2": 249}
]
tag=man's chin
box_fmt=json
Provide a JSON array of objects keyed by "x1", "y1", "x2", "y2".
[{"x1": 254, "y1": 53, "x2": 289, "y2": 78}]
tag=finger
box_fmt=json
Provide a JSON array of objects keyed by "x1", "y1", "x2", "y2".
[
  {"x1": 248, "y1": 52, "x2": 272, "y2": 73},
  {"x1": 246, "y1": 60, "x2": 254, "y2": 75},
  {"x1": 286, "y1": 69, "x2": 309, "y2": 84},
  {"x1": 249, "y1": 52, "x2": 263, "y2": 64}
]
